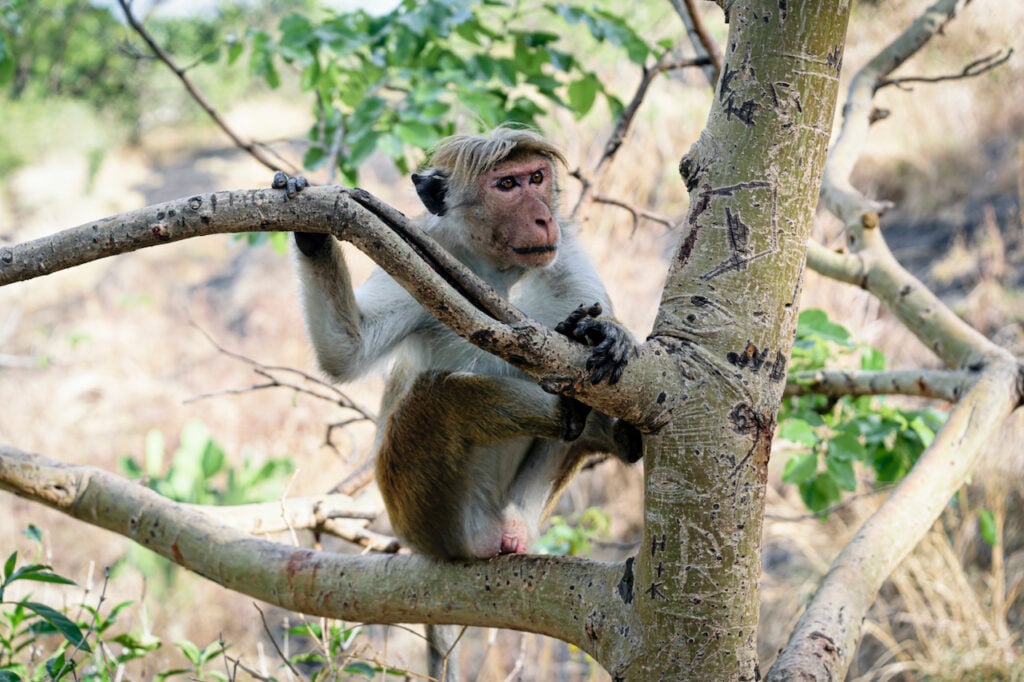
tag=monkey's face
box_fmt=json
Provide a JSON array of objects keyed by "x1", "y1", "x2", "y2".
[{"x1": 471, "y1": 156, "x2": 561, "y2": 270}]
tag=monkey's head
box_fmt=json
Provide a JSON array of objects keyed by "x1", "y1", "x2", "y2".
[{"x1": 412, "y1": 127, "x2": 568, "y2": 270}]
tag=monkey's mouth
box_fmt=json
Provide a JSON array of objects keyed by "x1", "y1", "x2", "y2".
[{"x1": 513, "y1": 244, "x2": 557, "y2": 255}]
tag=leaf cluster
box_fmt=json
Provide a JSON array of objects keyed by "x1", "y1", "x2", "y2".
[
  {"x1": 0, "y1": 530, "x2": 159, "y2": 682},
  {"x1": 239, "y1": 0, "x2": 663, "y2": 185},
  {"x1": 779, "y1": 310, "x2": 947, "y2": 514},
  {"x1": 119, "y1": 419, "x2": 294, "y2": 506}
]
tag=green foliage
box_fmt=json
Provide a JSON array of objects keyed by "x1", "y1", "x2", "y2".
[
  {"x1": 117, "y1": 420, "x2": 294, "y2": 590},
  {"x1": 242, "y1": 0, "x2": 656, "y2": 185},
  {"x1": 536, "y1": 508, "x2": 611, "y2": 556},
  {"x1": 284, "y1": 620, "x2": 407, "y2": 679},
  {"x1": 156, "y1": 641, "x2": 227, "y2": 681},
  {"x1": 3, "y1": 528, "x2": 387, "y2": 681},
  {"x1": 779, "y1": 310, "x2": 947, "y2": 514},
  {"x1": 0, "y1": 532, "x2": 161, "y2": 681},
  {"x1": 119, "y1": 419, "x2": 294, "y2": 506},
  {"x1": 977, "y1": 508, "x2": 998, "y2": 547}
]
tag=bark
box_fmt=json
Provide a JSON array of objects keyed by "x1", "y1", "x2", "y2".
[{"x1": 629, "y1": 2, "x2": 851, "y2": 679}]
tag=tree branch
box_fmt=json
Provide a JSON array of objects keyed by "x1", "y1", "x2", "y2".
[
  {"x1": 571, "y1": 54, "x2": 710, "y2": 220},
  {"x1": 0, "y1": 445, "x2": 638, "y2": 663},
  {"x1": 0, "y1": 186, "x2": 669, "y2": 430},
  {"x1": 116, "y1": 0, "x2": 300, "y2": 175},
  {"x1": 668, "y1": 0, "x2": 723, "y2": 87},
  {"x1": 815, "y1": 0, "x2": 1005, "y2": 372},
  {"x1": 784, "y1": 368, "x2": 971, "y2": 401},
  {"x1": 772, "y1": 0, "x2": 1024, "y2": 677},
  {"x1": 185, "y1": 320, "x2": 377, "y2": 425},
  {"x1": 878, "y1": 47, "x2": 1013, "y2": 90},
  {"x1": 769, "y1": 365, "x2": 1022, "y2": 679}
]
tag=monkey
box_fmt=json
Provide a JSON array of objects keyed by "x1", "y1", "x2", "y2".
[{"x1": 285, "y1": 126, "x2": 640, "y2": 678}]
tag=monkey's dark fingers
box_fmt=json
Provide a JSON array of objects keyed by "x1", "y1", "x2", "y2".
[
  {"x1": 555, "y1": 303, "x2": 594, "y2": 337},
  {"x1": 554, "y1": 303, "x2": 604, "y2": 341},
  {"x1": 272, "y1": 172, "x2": 309, "y2": 199}
]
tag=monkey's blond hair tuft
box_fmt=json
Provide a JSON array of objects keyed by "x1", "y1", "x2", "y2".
[{"x1": 426, "y1": 125, "x2": 567, "y2": 193}]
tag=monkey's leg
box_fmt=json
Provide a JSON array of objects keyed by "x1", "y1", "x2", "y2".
[{"x1": 376, "y1": 371, "x2": 578, "y2": 560}]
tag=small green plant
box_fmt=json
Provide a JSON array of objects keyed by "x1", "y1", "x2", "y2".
[
  {"x1": 117, "y1": 420, "x2": 295, "y2": 589},
  {"x1": 0, "y1": 528, "x2": 160, "y2": 682},
  {"x1": 156, "y1": 640, "x2": 227, "y2": 682},
  {"x1": 779, "y1": 309, "x2": 947, "y2": 513},
  {"x1": 283, "y1": 619, "x2": 406, "y2": 680},
  {"x1": 536, "y1": 508, "x2": 612, "y2": 556},
  {"x1": 119, "y1": 419, "x2": 295, "y2": 508}
]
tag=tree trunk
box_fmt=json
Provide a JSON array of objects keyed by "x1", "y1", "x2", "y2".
[{"x1": 630, "y1": 2, "x2": 852, "y2": 678}]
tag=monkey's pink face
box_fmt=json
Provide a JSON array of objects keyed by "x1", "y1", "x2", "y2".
[{"x1": 476, "y1": 156, "x2": 560, "y2": 269}]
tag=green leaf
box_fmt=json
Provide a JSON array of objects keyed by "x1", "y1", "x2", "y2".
[
  {"x1": 801, "y1": 472, "x2": 841, "y2": 513},
  {"x1": 6, "y1": 565, "x2": 76, "y2": 587},
  {"x1": 303, "y1": 145, "x2": 327, "y2": 170},
  {"x1": 249, "y1": 30, "x2": 280, "y2": 89},
  {"x1": 0, "y1": 669, "x2": 23, "y2": 682},
  {"x1": 177, "y1": 639, "x2": 201, "y2": 664},
  {"x1": 825, "y1": 455, "x2": 857, "y2": 491},
  {"x1": 908, "y1": 415, "x2": 936, "y2": 448},
  {"x1": 394, "y1": 121, "x2": 440, "y2": 148},
  {"x1": 567, "y1": 73, "x2": 600, "y2": 118},
  {"x1": 827, "y1": 432, "x2": 865, "y2": 462},
  {"x1": 200, "y1": 440, "x2": 226, "y2": 479},
  {"x1": 269, "y1": 232, "x2": 290, "y2": 255},
  {"x1": 782, "y1": 452, "x2": 818, "y2": 485},
  {"x1": 226, "y1": 40, "x2": 244, "y2": 65},
  {"x1": 978, "y1": 509, "x2": 998, "y2": 546},
  {"x1": 22, "y1": 602, "x2": 90, "y2": 653},
  {"x1": 797, "y1": 309, "x2": 851, "y2": 345},
  {"x1": 3, "y1": 552, "x2": 15, "y2": 582},
  {"x1": 778, "y1": 419, "x2": 818, "y2": 447},
  {"x1": 144, "y1": 429, "x2": 165, "y2": 476},
  {"x1": 860, "y1": 346, "x2": 886, "y2": 371},
  {"x1": 21, "y1": 525, "x2": 42, "y2": 545}
]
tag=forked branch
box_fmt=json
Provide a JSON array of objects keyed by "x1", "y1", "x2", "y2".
[{"x1": 772, "y1": 0, "x2": 1024, "y2": 678}]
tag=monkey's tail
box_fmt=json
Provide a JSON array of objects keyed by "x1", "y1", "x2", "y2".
[{"x1": 426, "y1": 623, "x2": 462, "y2": 682}]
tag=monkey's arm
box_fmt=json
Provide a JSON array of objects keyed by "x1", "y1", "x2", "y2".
[{"x1": 295, "y1": 239, "x2": 426, "y2": 383}]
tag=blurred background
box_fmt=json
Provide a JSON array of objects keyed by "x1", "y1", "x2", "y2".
[{"x1": 0, "y1": 0, "x2": 1021, "y2": 679}]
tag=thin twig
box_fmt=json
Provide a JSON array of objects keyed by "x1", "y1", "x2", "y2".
[
  {"x1": 670, "y1": 0, "x2": 723, "y2": 86},
  {"x1": 571, "y1": 54, "x2": 710, "y2": 220},
  {"x1": 877, "y1": 48, "x2": 1013, "y2": 91},
  {"x1": 184, "y1": 318, "x2": 376, "y2": 424},
  {"x1": 116, "y1": 0, "x2": 300, "y2": 175},
  {"x1": 765, "y1": 484, "x2": 895, "y2": 522},
  {"x1": 590, "y1": 194, "x2": 676, "y2": 231},
  {"x1": 256, "y1": 604, "x2": 304, "y2": 679}
]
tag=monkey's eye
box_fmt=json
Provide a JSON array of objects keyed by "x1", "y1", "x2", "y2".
[
  {"x1": 496, "y1": 176, "x2": 520, "y2": 191},
  {"x1": 529, "y1": 170, "x2": 544, "y2": 185}
]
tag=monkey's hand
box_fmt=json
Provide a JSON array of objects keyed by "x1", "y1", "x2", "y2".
[
  {"x1": 272, "y1": 172, "x2": 325, "y2": 257},
  {"x1": 555, "y1": 303, "x2": 637, "y2": 385}
]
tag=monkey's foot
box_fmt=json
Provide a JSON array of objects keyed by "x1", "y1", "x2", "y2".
[{"x1": 560, "y1": 396, "x2": 591, "y2": 441}]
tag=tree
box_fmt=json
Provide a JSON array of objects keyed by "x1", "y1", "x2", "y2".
[{"x1": 0, "y1": 0, "x2": 1020, "y2": 679}]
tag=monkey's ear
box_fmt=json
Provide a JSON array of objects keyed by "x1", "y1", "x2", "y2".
[{"x1": 411, "y1": 169, "x2": 449, "y2": 216}]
